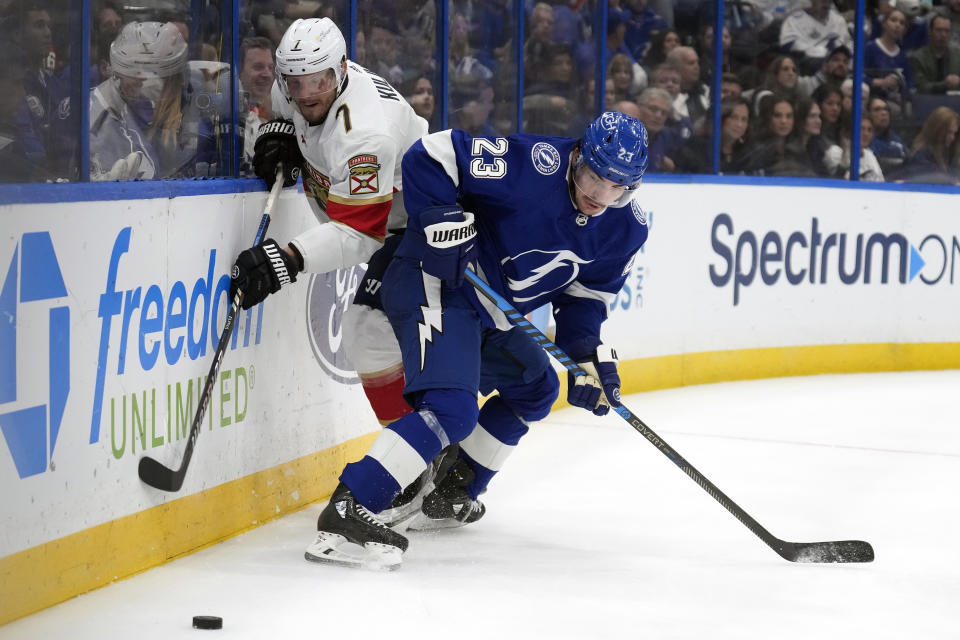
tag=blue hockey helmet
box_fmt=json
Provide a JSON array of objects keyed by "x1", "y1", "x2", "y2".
[{"x1": 580, "y1": 111, "x2": 649, "y2": 189}]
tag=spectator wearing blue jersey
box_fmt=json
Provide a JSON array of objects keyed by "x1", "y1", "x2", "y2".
[
  {"x1": 305, "y1": 112, "x2": 651, "y2": 569},
  {"x1": 866, "y1": 96, "x2": 908, "y2": 174},
  {"x1": 864, "y1": 8, "x2": 914, "y2": 108},
  {"x1": 622, "y1": 0, "x2": 669, "y2": 61}
]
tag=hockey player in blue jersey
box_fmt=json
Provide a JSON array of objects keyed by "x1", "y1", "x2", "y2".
[{"x1": 305, "y1": 111, "x2": 650, "y2": 569}]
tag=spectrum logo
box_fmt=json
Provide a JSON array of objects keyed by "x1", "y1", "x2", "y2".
[
  {"x1": 709, "y1": 214, "x2": 959, "y2": 305},
  {"x1": 0, "y1": 233, "x2": 70, "y2": 478}
]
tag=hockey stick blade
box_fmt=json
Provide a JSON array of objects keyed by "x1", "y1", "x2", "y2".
[
  {"x1": 464, "y1": 268, "x2": 875, "y2": 564},
  {"x1": 782, "y1": 540, "x2": 875, "y2": 563},
  {"x1": 138, "y1": 171, "x2": 284, "y2": 492}
]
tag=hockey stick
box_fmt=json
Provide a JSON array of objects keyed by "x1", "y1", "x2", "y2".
[
  {"x1": 138, "y1": 169, "x2": 285, "y2": 492},
  {"x1": 464, "y1": 268, "x2": 874, "y2": 563}
]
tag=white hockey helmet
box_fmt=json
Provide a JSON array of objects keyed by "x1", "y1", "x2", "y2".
[
  {"x1": 110, "y1": 21, "x2": 188, "y2": 79},
  {"x1": 275, "y1": 18, "x2": 348, "y2": 100}
]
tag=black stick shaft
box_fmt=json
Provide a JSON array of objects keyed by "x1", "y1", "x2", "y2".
[
  {"x1": 464, "y1": 268, "x2": 873, "y2": 563},
  {"x1": 138, "y1": 172, "x2": 285, "y2": 492}
]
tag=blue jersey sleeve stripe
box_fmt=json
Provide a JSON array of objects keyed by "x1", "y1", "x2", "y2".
[
  {"x1": 563, "y1": 281, "x2": 618, "y2": 305},
  {"x1": 420, "y1": 130, "x2": 460, "y2": 188}
]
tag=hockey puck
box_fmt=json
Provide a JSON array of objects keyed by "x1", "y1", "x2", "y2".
[{"x1": 192, "y1": 615, "x2": 223, "y2": 630}]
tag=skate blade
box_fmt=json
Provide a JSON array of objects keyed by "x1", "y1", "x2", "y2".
[
  {"x1": 304, "y1": 532, "x2": 403, "y2": 571},
  {"x1": 405, "y1": 513, "x2": 473, "y2": 531}
]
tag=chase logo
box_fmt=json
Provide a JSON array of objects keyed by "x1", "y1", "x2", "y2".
[
  {"x1": 305, "y1": 268, "x2": 362, "y2": 384},
  {"x1": 0, "y1": 233, "x2": 70, "y2": 478}
]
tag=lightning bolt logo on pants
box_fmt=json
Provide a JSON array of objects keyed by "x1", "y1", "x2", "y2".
[{"x1": 417, "y1": 271, "x2": 443, "y2": 371}]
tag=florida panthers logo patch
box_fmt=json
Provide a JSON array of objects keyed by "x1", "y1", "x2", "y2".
[
  {"x1": 531, "y1": 142, "x2": 561, "y2": 176},
  {"x1": 349, "y1": 154, "x2": 380, "y2": 194},
  {"x1": 303, "y1": 164, "x2": 331, "y2": 207}
]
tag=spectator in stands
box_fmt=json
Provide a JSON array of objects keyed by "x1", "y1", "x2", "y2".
[
  {"x1": 239, "y1": 37, "x2": 275, "y2": 175},
  {"x1": 814, "y1": 83, "x2": 844, "y2": 145},
  {"x1": 864, "y1": 8, "x2": 914, "y2": 106},
  {"x1": 614, "y1": 98, "x2": 643, "y2": 120},
  {"x1": 367, "y1": 19, "x2": 404, "y2": 87},
  {"x1": 746, "y1": 55, "x2": 801, "y2": 114},
  {"x1": 840, "y1": 78, "x2": 870, "y2": 120},
  {"x1": 450, "y1": 11, "x2": 493, "y2": 86},
  {"x1": 797, "y1": 43, "x2": 851, "y2": 97},
  {"x1": 936, "y1": 0, "x2": 960, "y2": 48},
  {"x1": 0, "y1": 45, "x2": 49, "y2": 182},
  {"x1": 666, "y1": 46, "x2": 710, "y2": 127},
  {"x1": 909, "y1": 14, "x2": 960, "y2": 94},
  {"x1": 607, "y1": 10, "x2": 637, "y2": 63},
  {"x1": 744, "y1": 96, "x2": 815, "y2": 176},
  {"x1": 698, "y1": 24, "x2": 733, "y2": 86},
  {"x1": 780, "y1": 0, "x2": 853, "y2": 70},
  {"x1": 643, "y1": 28, "x2": 680, "y2": 69},
  {"x1": 790, "y1": 95, "x2": 831, "y2": 175},
  {"x1": 91, "y1": 1, "x2": 123, "y2": 85},
  {"x1": 525, "y1": 2, "x2": 556, "y2": 83},
  {"x1": 650, "y1": 63, "x2": 694, "y2": 140},
  {"x1": 622, "y1": 0, "x2": 669, "y2": 61},
  {"x1": 90, "y1": 21, "x2": 222, "y2": 180},
  {"x1": 675, "y1": 96, "x2": 754, "y2": 174},
  {"x1": 898, "y1": 106, "x2": 960, "y2": 183},
  {"x1": 403, "y1": 75, "x2": 437, "y2": 131},
  {"x1": 2, "y1": 1, "x2": 53, "y2": 168},
  {"x1": 866, "y1": 96, "x2": 908, "y2": 174},
  {"x1": 635, "y1": 87, "x2": 678, "y2": 171},
  {"x1": 609, "y1": 52, "x2": 640, "y2": 103},
  {"x1": 718, "y1": 97, "x2": 752, "y2": 173},
  {"x1": 721, "y1": 72, "x2": 744, "y2": 101},
  {"x1": 825, "y1": 117, "x2": 885, "y2": 180}
]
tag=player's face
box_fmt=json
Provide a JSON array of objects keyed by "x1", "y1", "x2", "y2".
[
  {"x1": 572, "y1": 160, "x2": 629, "y2": 216},
  {"x1": 285, "y1": 69, "x2": 338, "y2": 125}
]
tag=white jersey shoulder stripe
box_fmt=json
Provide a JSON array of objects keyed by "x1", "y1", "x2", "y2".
[
  {"x1": 420, "y1": 130, "x2": 460, "y2": 188},
  {"x1": 563, "y1": 281, "x2": 617, "y2": 305}
]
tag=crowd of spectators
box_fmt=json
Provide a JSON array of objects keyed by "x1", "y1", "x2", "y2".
[{"x1": 2, "y1": 0, "x2": 960, "y2": 184}]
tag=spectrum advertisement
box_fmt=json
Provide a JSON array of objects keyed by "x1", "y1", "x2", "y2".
[{"x1": 601, "y1": 183, "x2": 960, "y2": 359}]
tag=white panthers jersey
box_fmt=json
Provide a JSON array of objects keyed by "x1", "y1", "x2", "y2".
[{"x1": 273, "y1": 62, "x2": 428, "y2": 274}]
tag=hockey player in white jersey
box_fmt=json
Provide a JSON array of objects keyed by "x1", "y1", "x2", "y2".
[{"x1": 230, "y1": 18, "x2": 427, "y2": 428}]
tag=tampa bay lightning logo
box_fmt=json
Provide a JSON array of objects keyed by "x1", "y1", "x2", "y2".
[
  {"x1": 531, "y1": 142, "x2": 561, "y2": 176},
  {"x1": 305, "y1": 267, "x2": 364, "y2": 385},
  {"x1": 503, "y1": 249, "x2": 591, "y2": 303}
]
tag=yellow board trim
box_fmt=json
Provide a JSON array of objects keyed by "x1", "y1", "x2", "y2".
[
  {"x1": 0, "y1": 432, "x2": 378, "y2": 626},
  {"x1": 3, "y1": 341, "x2": 959, "y2": 625}
]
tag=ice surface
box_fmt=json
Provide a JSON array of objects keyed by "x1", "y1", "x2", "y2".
[{"x1": 2, "y1": 371, "x2": 958, "y2": 640}]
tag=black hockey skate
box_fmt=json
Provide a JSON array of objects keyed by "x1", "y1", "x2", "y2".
[
  {"x1": 408, "y1": 457, "x2": 486, "y2": 531},
  {"x1": 378, "y1": 444, "x2": 461, "y2": 530},
  {"x1": 304, "y1": 483, "x2": 409, "y2": 570}
]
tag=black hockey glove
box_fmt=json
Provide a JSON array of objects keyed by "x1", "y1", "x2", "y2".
[
  {"x1": 253, "y1": 119, "x2": 304, "y2": 188},
  {"x1": 230, "y1": 239, "x2": 300, "y2": 310},
  {"x1": 419, "y1": 205, "x2": 478, "y2": 288},
  {"x1": 567, "y1": 346, "x2": 621, "y2": 416}
]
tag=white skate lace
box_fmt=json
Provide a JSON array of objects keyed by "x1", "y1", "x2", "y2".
[{"x1": 355, "y1": 503, "x2": 390, "y2": 530}]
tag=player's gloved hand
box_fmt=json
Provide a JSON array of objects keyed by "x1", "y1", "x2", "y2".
[
  {"x1": 567, "y1": 345, "x2": 621, "y2": 416},
  {"x1": 253, "y1": 119, "x2": 304, "y2": 188},
  {"x1": 93, "y1": 152, "x2": 144, "y2": 181},
  {"x1": 420, "y1": 205, "x2": 478, "y2": 289},
  {"x1": 230, "y1": 239, "x2": 300, "y2": 310}
]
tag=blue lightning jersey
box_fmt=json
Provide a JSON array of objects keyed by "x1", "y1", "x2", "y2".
[{"x1": 400, "y1": 129, "x2": 649, "y2": 359}]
